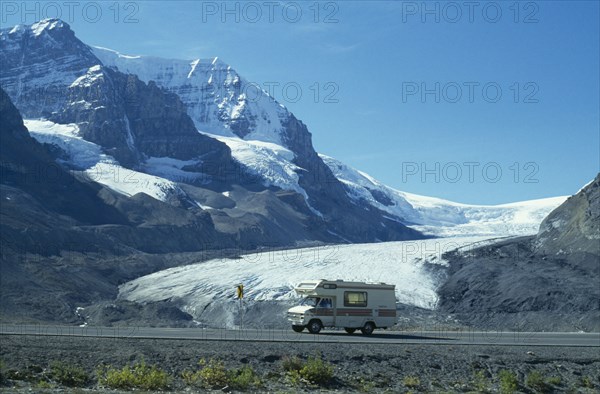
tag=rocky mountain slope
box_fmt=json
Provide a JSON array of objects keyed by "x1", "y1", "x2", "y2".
[
  {"x1": 94, "y1": 44, "x2": 568, "y2": 238},
  {"x1": 0, "y1": 86, "x2": 239, "y2": 322},
  {"x1": 438, "y1": 174, "x2": 600, "y2": 331},
  {"x1": 0, "y1": 19, "x2": 423, "y2": 245},
  {"x1": 536, "y1": 176, "x2": 599, "y2": 256}
]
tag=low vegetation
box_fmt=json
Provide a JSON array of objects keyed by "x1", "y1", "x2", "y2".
[
  {"x1": 547, "y1": 376, "x2": 561, "y2": 385},
  {"x1": 498, "y1": 370, "x2": 518, "y2": 394},
  {"x1": 229, "y1": 365, "x2": 262, "y2": 390},
  {"x1": 0, "y1": 351, "x2": 594, "y2": 392},
  {"x1": 182, "y1": 358, "x2": 261, "y2": 390},
  {"x1": 580, "y1": 376, "x2": 594, "y2": 388},
  {"x1": 472, "y1": 369, "x2": 491, "y2": 392},
  {"x1": 403, "y1": 375, "x2": 421, "y2": 388},
  {"x1": 526, "y1": 370, "x2": 548, "y2": 392},
  {"x1": 281, "y1": 355, "x2": 303, "y2": 373},
  {"x1": 49, "y1": 361, "x2": 90, "y2": 387},
  {"x1": 283, "y1": 354, "x2": 334, "y2": 386},
  {"x1": 96, "y1": 360, "x2": 170, "y2": 391},
  {"x1": 0, "y1": 359, "x2": 5, "y2": 384}
]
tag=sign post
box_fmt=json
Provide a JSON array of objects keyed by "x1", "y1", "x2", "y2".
[{"x1": 236, "y1": 284, "x2": 244, "y2": 330}]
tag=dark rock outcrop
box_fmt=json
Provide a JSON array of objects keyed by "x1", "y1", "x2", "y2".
[
  {"x1": 536, "y1": 174, "x2": 600, "y2": 256},
  {"x1": 437, "y1": 175, "x2": 600, "y2": 331},
  {"x1": 53, "y1": 65, "x2": 233, "y2": 168}
]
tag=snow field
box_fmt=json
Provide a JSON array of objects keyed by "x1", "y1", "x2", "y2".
[{"x1": 118, "y1": 236, "x2": 492, "y2": 327}]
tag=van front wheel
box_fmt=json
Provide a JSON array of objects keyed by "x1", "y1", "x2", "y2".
[
  {"x1": 307, "y1": 320, "x2": 322, "y2": 334},
  {"x1": 292, "y1": 325, "x2": 305, "y2": 333},
  {"x1": 361, "y1": 322, "x2": 375, "y2": 335}
]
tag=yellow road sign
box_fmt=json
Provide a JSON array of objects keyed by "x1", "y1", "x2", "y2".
[{"x1": 236, "y1": 284, "x2": 244, "y2": 299}]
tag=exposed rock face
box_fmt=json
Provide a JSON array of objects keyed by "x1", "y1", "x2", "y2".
[
  {"x1": 536, "y1": 174, "x2": 600, "y2": 256},
  {"x1": 0, "y1": 19, "x2": 99, "y2": 117},
  {"x1": 0, "y1": 85, "x2": 230, "y2": 255},
  {"x1": 1, "y1": 20, "x2": 234, "y2": 172},
  {"x1": 0, "y1": 86, "x2": 126, "y2": 227},
  {"x1": 1, "y1": 86, "x2": 238, "y2": 322},
  {"x1": 437, "y1": 175, "x2": 600, "y2": 331},
  {"x1": 54, "y1": 65, "x2": 233, "y2": 168}
]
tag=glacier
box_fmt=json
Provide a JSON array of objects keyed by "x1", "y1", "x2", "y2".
[
  {"x1": 24, "y1": 120, "x2": 187, "y2": 202},
  {"x1": 119, "y1": 236, "x2": 495, "y2": 328}
]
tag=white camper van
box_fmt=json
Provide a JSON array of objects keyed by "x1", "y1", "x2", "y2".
[{"x1": 287, "y1": 279, "x2": 397, "y2": 335}]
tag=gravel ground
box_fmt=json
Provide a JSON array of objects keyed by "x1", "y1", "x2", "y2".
[{"x1": 1, "y1": 334, "x2": 599, "y2": 393}]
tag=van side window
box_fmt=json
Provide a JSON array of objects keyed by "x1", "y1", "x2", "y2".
[
  {"x1": 344, "y1": 291, "x2": 367, "y2": 307},
  {"x1": 319, "y1": 298, "x2": 332, "y2": 308}
]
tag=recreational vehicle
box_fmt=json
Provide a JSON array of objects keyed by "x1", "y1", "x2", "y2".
[{"x1": 287, "y1": 279, "x2": 397, "y2": 334}]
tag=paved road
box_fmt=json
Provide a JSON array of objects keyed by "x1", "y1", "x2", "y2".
[{"x1": 1, "y1": 324, "x2": 598, "y2": 347}]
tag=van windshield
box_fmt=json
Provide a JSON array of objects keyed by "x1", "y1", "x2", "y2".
[{"x1": 300, "y1": 297, "x2": 320, "y2": 307}]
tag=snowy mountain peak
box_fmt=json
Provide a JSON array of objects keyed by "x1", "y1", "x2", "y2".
[
  {"x1": 30, "y1": 18, "x2": 67, "y2": 36},
  {"x1": 6, "y1": 24, "x2": 25, "y2": 35},
  {"x1": 92, "y1": 46, "x2": 290, "y2": 146},
  {"x1": 1, "y1": 18, "x2": 69, "y2": 40}
]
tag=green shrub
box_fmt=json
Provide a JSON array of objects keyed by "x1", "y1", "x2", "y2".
[
  {"x1": 473, "y1": 369, "x2": 490, "y2": 392},
  {"x1": 97, "y1": 360, "x2": 170, "y2": 390},
  {"x1": 281, "y1": 355, "x2": 303, "y2": 372},
  {"x1": 197, "y1": 358, "x2": 228, "y2": 388},
  {"x1": 49, "y1": 361, "x2": 89, "y2": 387},
  {"x1": 526, "y1": 370, "x2": 548, "y2": 392},
  {"x1": 287, "y1": 369, "x2": 302, "y2": 385},
  {"x1": 181, "y1": 369, "x2": 201, "y2": 385},
  {"x1": 183, "y1": 359, "x2": 260, "y2": 391},
  {"x1": 403, "y1": 375, "x2": 420, "y2": 388},
  {"x1": 282, "y1": 354, "x2": 333, "y2": 386},
  {"x1": 581, "y1": 376, "x2": 593, "y2": 388},
  {"x1": 354, "y1": 376, "x2": 375, "y2": 392},
  {"x1": 36, "y1": 380, "x2": 54, "y2": 388},
  {"x1": 0, "y1": 359, "x2": 5, "y2": 384},
  {"x1": 298, "y1": 355, "x2": 333, "y2": 385},
  {"x1": 498, "y1": 370, "x2": 518, "y2": 394},
  {"x1": 229, "y1": 365, "x2": 261, "y2": 390},
  {"x1": 547, "y1": 376, "x2": 561, "y2": 385}
]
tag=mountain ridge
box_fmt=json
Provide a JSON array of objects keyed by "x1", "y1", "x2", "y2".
[{"x1": 1, "y1": 18, "x2": 426, "y2": 250}]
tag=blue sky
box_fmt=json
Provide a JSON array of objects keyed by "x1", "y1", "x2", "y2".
[{"x1": 2, "y1": 1, "x2": 598, "y2": 204}]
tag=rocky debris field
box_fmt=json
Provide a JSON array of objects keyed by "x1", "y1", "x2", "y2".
[{"x1": 1, "y1": 334, "x2": 599, "y2": 393}]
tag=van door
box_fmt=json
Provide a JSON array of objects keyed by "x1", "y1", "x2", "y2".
[
  {"x1": 331, "y1": 296, "x2": 337, "y2": 327},
  {"x1": 316, "y1": 297, "x2": 334, "y2": 327}
]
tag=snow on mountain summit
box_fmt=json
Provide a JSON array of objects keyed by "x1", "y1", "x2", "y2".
[
  {"x1": 30, "y1": 18, "x2": 66, "y2": 36},
  {"x1": 93, "y1": 46, "x2": 289, "y2": 146},
  {"x1": 320, "y1": 154, "x2": 567, "y2": 237}
]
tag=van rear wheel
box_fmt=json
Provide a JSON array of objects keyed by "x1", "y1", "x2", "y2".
[
  {"x1": 307, "y1": 320, "x2": 322, "y2": 334},
  {"x1": 344, "y1": 328, "x2": 356, "y2": 334},
  {"x1": 292, "y1": 325, "x2": 305, "y2": 333},
  {"x1": 361, "y1": 322, "x2": 375, "y2": 335}
]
